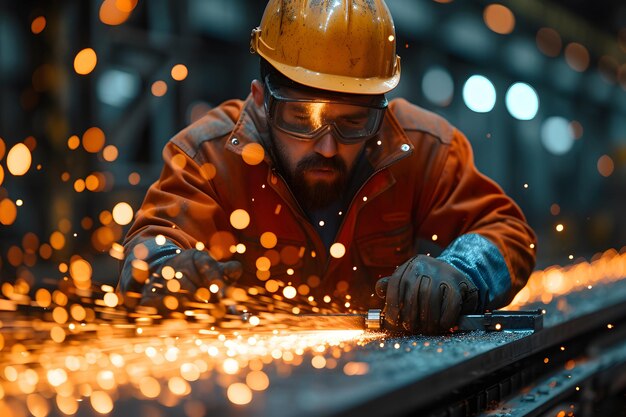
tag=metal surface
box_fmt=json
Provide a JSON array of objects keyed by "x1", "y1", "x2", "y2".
[
  {"x1": 339, "y1": 280, "x2": 626, "y2": 417},
  {"x1": 248, "y1": 279, "x2": 626, "y2": 417},
  {"x1": 2, "y1": 279, "x2": 625, "y2": 417},
  {"x1": 478, "y1": 330, "x2": 626, "y2": 417}
]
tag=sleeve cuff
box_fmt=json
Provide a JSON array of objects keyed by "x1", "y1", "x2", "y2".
[{"x1": 437, "y1": 233, "x2": 511, "y2": 311}]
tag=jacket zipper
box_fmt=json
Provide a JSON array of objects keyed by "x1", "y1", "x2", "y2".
[
  {"x1": 269, "y1": 168, "x2": 328, "y2": 265},
  {"x1": 323, "y1": 149, "x2": 414, "y2": 276}
]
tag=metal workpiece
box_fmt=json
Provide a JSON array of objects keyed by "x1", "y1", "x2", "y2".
[
  {"x1": 297, "y1": 309, "x2": 543, "y2": 333},
  {"x1": 457, "y1": 309, "x2": 544, "y2": 332}
]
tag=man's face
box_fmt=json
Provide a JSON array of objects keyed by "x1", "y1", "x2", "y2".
[
  {"x1": 251, "y1": 79, "x2": 384, "y2": 211},
  {"x1": 270, "y1": 121, "x2": 366, "y2": 211}
]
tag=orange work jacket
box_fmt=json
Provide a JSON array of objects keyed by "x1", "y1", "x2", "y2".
[{"x1": 119, "y1": 96, "x2": 536, "y2": 311}]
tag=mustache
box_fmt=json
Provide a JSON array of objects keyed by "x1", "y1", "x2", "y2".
[{"x1": 296, "y1": 154, "x2": 347, "y2": 173}]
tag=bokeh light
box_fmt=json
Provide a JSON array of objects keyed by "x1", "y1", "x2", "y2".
[
  {"x1": 99, "y1": 0, "x2": 132, "y2": 26},
  {"x1": 597, "y1": 155, "x2": 614, "y2": 177},
  {"x1": 230, "y1": 209, "x2": 251, "y2": 230},
  {"x1": 67, "y1": 135, "x2": 80, "y2": 150},
  {"x1": 49, "y1": 231, "x2": 66, "y2": 250},
  {"x1": 139, "y1": 377, "x2": 161, "y2": 398},
  {"x1": 128, "y1": 172, "x2": 141, "y2": 185},
  {"x1": 83, "y1": 127, "x2": 106, "y2": 153},
  {"x1": 483, "y1": 4, "x2": 515, "y2": 35},
  {"x1": 7, "y1": 143, "x2": 32, "y2": 176},
  {"x1": 283, "y1": 286, "x2": 297, "y2": 299},
  {"x1": 171, "y1": 64, "x2": 189, "y2": 81},
  {"x1": 462, "y1": 75, "x2": 496, "y2": 113},
  {"x1": 98, "y1": 69, "x2": 141, "y2": 107},
  {"x1": 260, "y1": 232, "x2": 277, "y2": 249},
  {"x1": 330, "y1": 243, "x2": 346, "y2": 259},
  {"x1": 90, "y1": 391, "x2": 113, "y2": 414},
  {"x1": 536, "y1": 27, "x2": 562, "y2": 57},
  {"x1": 74, "y1": 48, "x2": 98, "y2": 75},
  {"x1": 541, "y1": 117, "x2": 575, "y2": 155},
  {"x1": 112, "y1": 202, "x2": 134, "y2": 225},
  {"x1": 227, "y1": 383, "x2": 252, "y2": 405},
  {"x1": 505, "y1": 82, "x2": 539, "y2": 120},
  {"x1": 31, "y1": 16, "x2": 46, "y2": 34},
  {"x1": 70, "y1": 258, "x2": 93, "y2": 283},
  {"x1": 564, "y1": 42, "x2": 590, "y2": 72},
  {"x1": 0, "y1": 199, "x2": 17, "y2": 226},
  {"x1": 422, "y1": 67, "x2": 454, "y2": 106},
  {"x1": 199, "y1": 163, "x2": 216, "y2": 181},
  {"x1": 246, "y1": 371, "x2": 269, "y2": 391},
  {"x1": 102, "y1": 145, "x2": 119, "y2": 161},
  {"x1": 241, "y1": 143, "x2": 265, "y2": 165},
  {"x1": 151, "y1": 81, "x2": 168, "y2": 97},
  {"x1": 116, "y1": 0, "x2": 139, "y2": 13}
]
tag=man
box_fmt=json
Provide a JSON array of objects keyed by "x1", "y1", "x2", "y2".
[{"x1": 118, "y1": 0, "x2": 536, "y2": 334}]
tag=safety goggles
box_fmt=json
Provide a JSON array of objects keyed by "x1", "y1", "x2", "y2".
[{"x1": 264, "y1": 77, "x2": 387, "y2": 144}]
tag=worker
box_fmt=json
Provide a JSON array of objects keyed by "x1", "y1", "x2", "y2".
[{"x1": 117, "y1": 0, "x2": 536, "y2": 334}]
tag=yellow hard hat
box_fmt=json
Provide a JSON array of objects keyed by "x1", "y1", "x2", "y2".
[{"x1": 251, "y1": 0, "x2": 401, "y2": 95}]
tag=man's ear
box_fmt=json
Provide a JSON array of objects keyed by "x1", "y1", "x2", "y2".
[{"x1": 251, "y1": 80, "x2": 265, "y2": 108}]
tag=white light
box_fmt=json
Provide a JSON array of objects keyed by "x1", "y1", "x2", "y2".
[
  {"x1": 422, "y1": 67, "x2": 454, "y2": 106},
  {"x1": 505, "y1": 82, "x2": 539, "y2": 120},
  {"x1": 540, "y1": 117, "x2": 574, "y2": 155},
  {"x1": 97, "y1": 69, "x2": 140, "y2": 107},
  {"x1": 462, "y1": 75, "x2": 496, "y2": 113}
]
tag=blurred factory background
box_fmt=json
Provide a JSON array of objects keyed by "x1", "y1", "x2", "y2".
[{"x1": 0, "y1": 0, "x2": 625, "y2": 288}]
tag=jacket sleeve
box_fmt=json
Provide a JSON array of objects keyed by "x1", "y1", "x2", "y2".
[
  {"x1": 118, "y1": 141, "x2": 231, "y2": 294},
  {"x1": 417, "y1": 129, "x2": 537, "y2": 310}
]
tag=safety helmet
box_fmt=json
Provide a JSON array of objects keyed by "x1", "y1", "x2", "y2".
[{"x1": 250, "y1": 0, "x2": 401, "y2": 95}]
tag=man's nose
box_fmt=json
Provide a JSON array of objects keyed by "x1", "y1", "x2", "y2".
[{"x1": 313, "y1": 129, "x2": 339, "y2": 158}]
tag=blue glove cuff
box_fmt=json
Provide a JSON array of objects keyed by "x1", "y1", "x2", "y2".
[{"x1": 437, "y1": 233, "x2": 511, "y2": 311}]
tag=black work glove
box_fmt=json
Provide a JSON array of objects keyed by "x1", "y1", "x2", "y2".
[
  {"x1": 140, "y1": 249, "x2": 242, "y2": 313},
  {"x1": 375, "y1": 255, "x2": 479, "y2": 334}
]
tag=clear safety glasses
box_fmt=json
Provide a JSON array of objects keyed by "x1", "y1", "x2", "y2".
[{"x1": 264, "y1": 77, "x2": 387, "y2": 144}]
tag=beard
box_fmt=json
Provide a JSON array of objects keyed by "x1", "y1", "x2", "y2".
[{"x1": 272, "y1": 140, "x2": 349, "y2": 211}]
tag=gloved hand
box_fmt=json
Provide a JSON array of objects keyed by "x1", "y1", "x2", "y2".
[
  {"x1": 375, "y1": 255, "x2": 479, "y2": 334},
  {"x1": 140, "y1": 249, "x2": 242, "y2": 312}
]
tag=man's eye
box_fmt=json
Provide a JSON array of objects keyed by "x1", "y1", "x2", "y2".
[{"x1": 340, "y1": 118, "x2": 366, "y2": 126}]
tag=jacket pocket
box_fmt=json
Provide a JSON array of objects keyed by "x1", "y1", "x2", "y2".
[{"x1": 356, "y1": 225, "x2": 414, "y2": 268}]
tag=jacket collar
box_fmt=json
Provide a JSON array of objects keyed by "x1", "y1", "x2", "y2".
[
  {"x1": 363, "y1": 106, "x2": 414, "y2": 170},
  {"x1": 224, "y1": 94, "x2": 275, "y2": 164},
  {"x1": 225, "y1": 95, "x2": 414, "y2": 171}
]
